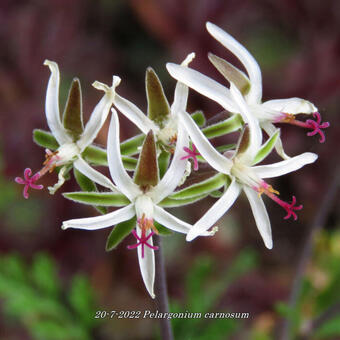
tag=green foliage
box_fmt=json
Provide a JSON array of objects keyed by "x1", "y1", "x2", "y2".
[
  {"x1": 191, "y1": 110, "x2": 206, "y2": 127},
  {"x1": 159, "y1": 193, "x2": 208, "y2": 207},
  {"x1": 73, "y1": 168, "x2": 107, "y2": 214},
  {"x1": 315, "y1": 316, "x2": 340, "y2": 338},
  {"x1": 64, "y1": 191, "x2": 130, "y2": 207},
  {"x1": 202, "y1": 114, "x2": 243, "y2": 139},
  {"x1": 106, "y1": 216, "x2": 136, "y2": 251},
  {"x1": 82, "y1": 145, "x2": 108, "y2": 166},
  {"x1": 120, "y1": 134, "x2": 145, "y2": 156},
  {"x1": 275, "y1": 230, "x2": 340, "y2": 339},
  {"x1": 170, "y1": 173, "x2": 228, "y2": 200},
  {"x1": 169, "y1": 249, "x2": 258, "y2": 340},
  {"x1": 0, "y1": 253, "x2": 97, "y2": 340},
  {"x1": 252, "y1": 129, "x2": 280, "y2": 165},
  {"x1": 154, "y1": 221, "x2": 173, "y2": 236},
  {"x1": 82, "y1": 144, "x2": 137, "y2": 170},
  {"x1": 33, "y1": 129, "x2": 59, "y2": 150},
  {"x1": 158, "y1": 149, "x2": 170, "y2": 179}
]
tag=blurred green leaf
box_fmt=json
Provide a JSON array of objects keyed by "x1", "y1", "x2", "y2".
[
  {"x1": 170, "y1": 249, "x2": 257, "y2": 340},
  {"x1": 314, "y1": 316, "x2": 340, "y2": 338},
  {"x1": 247, "y1": 27, "x2": 297, "y2": 70},
  {"x1": 69, "y1": 275, "x2": 96, "y2": 329},
  {"x1": 32, "y1": 253, "x2": 60, "y2": 297},
  {"x1": 0, "y1": 253, "x2": 97, "y2": 340}
]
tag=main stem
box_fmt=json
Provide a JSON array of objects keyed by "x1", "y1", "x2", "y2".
[{"x1": 154, "y1": 235, "x2": 174, "y2": 340}]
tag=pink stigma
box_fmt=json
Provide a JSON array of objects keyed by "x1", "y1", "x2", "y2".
[
  {"x1": 270, "y1": 194, "x2": 303, "y2": 220},
  {"x1": 15, "y1": 168, "x2": 43, "y2": 199},
  {"x1": 127, "y1": 229, "x2": 159, "y2": 258},
  {"x1": 278, "y1": 112, "x2": 330, "y2": 143},
  {"x1": 257, "y1": 182, "x2": 303, "y2": 220},
  {"x1": 305, "y1": 112, "x2": 330, "y2": 143},
  {"x1": 180, "y1": 144, "x2": 200, "y2": 171}
]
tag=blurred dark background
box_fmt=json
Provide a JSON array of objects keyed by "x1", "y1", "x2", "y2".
[{"x1": 0, "y1": 1, "x2": 339, "y2": 339}]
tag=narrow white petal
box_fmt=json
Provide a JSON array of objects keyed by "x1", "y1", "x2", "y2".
[
  {"x1": 73, "y1": 157, "x2": 118, "y2": 191},
  {"x1": 153, "y1": 205, "x2": 190, "y2": 234},
  {"x1": 206, "y1": 22, "x2": 262, "y2": 104},
  {"x1": 154, "y1": 206, "x2": 215, "y2": 236},
  {"x1": 181, "y1": 52, "x2": 196, "y2": 66},
  {"x1": 171, "y1": 53, "x2": 196, "y2": 116},
  {"x1": 151, "y1": 124, "x2": 189, "y2": 203},
  {"x1": 114, "y1": 94, "x2": 158, "y2": 134},
  {"x1": 253, "y1": 152, "x2": 318, "y2": 178},
  {"x1": 166, "y1": 63, "x2": 238, "y2": 113},
  {"x1": 77, "y1": 76, "x2": 120, "y2": 151},
  {"x1": 230, "y1": 83, "x2": 262, "y2": 163},
  {"x1": 43, "y1": 60, "x2": 71, "y2": 145},
  {"x1": 171, "y1": 82, "x2": 188, "y2": 117},
  {"x1": 261, "y1": 122, "x2": 290, "y2": 160},
  {"x1": 186, "y1": 179, "x2": 241, "y2": 241},
  {"x1": 136, "y1": 228, "x2": 155, "y2": 298},
  {"x1": 179, "y1": 112, "x2": 233, "y2": 174},
  {"x1": 243, "y1": 186, "x2": 272, "y2": 249},
  {"x1": 107, "y1": 109, "x2": 141, "y2": 200},
  {"x1": 262, "y1": 98, "x2": 317, "y2": 115},
  {"x1": 62, "y1": 204, "x2": 135, "y2": 230}
]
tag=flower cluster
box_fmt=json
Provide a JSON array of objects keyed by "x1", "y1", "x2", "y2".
[{"x1": 16, "y1": 22, "x2": 328, "y2": 297}]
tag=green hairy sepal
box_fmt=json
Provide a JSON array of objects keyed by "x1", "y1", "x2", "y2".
[{"x1": 63, "y1": 192, "x2": 130, "y2": 207}]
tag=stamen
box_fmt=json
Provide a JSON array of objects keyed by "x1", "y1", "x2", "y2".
[
  {"x1": 277, "y1": 112, "x2": 330, "y2": 143},
  {"x1": 256, "y1": 182, "x2": 302, "y2": 220},
  {"x1": 257, "y1": 184, "x2": 279, "y2": 198},
  {"x1": 180, "y1": 144, "x2": 200, "y2": 171},
  {"x1": 168, "y1": 134, "x2": 177, "y2": 145},
  {"x1": 15, "y1": 168, "x2": 43, "y2": 199},
  {"x1": 137, "y1": 214, "x2": 159, "y2": 234},
  {"x1": 127, "y1": 214, "x2": 159, "y2": 258}
]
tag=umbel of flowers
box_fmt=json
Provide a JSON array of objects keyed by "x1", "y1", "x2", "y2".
[{"x1": 16, "y1": 23, "x2": 329, "y2": 297}]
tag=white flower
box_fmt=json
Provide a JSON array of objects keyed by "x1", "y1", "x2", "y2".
[
  {"x1": 112, "y1": 53, "x2": 195, "y2": 147},
  {"x1": 62, "y1": 109, "x2": 214, "y2": 298},
  {"x1": 178, "y1": 84, "x2": 318, "y2": 248},
  {"x1": 166, "y1": 22, "x2": 329, "y2": 159},
  {"x1": 16, "y1": 60, "x2": 117, "y2": 197}
]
